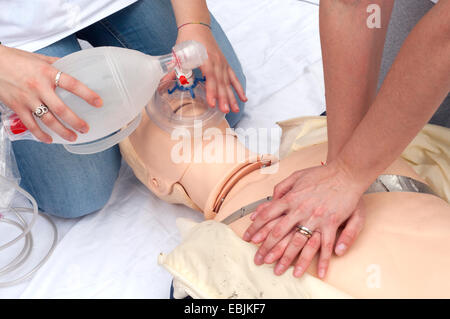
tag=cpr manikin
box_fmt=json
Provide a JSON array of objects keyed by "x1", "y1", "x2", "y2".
[
  {"x1": 119, "y1": 77, "x2": 450, "y2": 298},
  {"x1": 120, "y1": 77, "x2": 276, "y2": 218}
]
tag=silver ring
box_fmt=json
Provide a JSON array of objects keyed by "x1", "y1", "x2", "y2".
[
  {"x1": 296, "y1": 225, "x2": 313, "y2": 239},
  {"x1": 55, "y1": 71, "x2": 62, "y2": 87},
  {"x1": 33, "y1": 104, "x2": 49, "y2": 118}
]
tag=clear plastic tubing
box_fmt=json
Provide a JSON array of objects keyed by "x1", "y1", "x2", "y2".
[{"x1": 0, "y1": 174, "x2": 58, "y2": 287}]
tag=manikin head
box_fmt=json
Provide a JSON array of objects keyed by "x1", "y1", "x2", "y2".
[{"x1": 120, "y1": 80, "x2": 275, "y2": 218}]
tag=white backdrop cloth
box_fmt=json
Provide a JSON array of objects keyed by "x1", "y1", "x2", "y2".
[{"x1": 0, "y1": 0, "x2": 324, "y2": 298}]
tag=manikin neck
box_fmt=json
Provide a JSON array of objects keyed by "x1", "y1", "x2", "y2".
[
  {"x1": 121, "y1": 111, "x2": 276, "y2": 219},
  {"x1": 178, "y1": 132, "x2": 275, "y2": 219}
]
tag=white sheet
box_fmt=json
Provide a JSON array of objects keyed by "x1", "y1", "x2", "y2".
[{"x1": 1, "y1": 0, "x2": 325, "y2": 298}]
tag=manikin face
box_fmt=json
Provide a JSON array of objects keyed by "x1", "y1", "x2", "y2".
[{"x1": 123, "y1": 81, "x2": 260, "y2": 213}]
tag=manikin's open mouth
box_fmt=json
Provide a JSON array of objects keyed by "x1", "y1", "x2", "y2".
[{"x1": 173, "y1": 102, "x2": 194, "y2": 114}]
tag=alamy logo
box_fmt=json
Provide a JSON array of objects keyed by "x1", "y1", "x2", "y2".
[
  {"x1": 366, "y1": 264, "x2": 382, "y2": 288},
  {"x1": 170, "y1": 120, "x2": 280, "y2": 174},
  {"x1": 367, "y1": 4, "x2": 381, "y2": 29}
]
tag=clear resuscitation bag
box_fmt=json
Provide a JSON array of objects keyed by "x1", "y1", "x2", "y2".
[{"x1": 0, "y1": 102, "x2": 21, "y2": 209}]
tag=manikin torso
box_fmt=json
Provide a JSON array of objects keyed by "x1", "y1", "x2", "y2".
[
  {"x1": 216, "y1": 142, "x2": 450, "y2": 298},
  {"x1": 120, "y1": 100, "x2": 450, "y2": 299}
]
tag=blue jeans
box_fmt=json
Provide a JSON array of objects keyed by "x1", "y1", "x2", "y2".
[{"x1": 11, "y1": 0, "x2": 246, "y2": 218}]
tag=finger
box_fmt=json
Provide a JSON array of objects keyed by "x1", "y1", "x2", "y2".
[
  {"x1": 201, "y1": 65, "x2": 217, "y2": 108},
  {"x1": 55, "y1": 72, "x2": 102, "y2": 107},
  {"x1": 40, "y1": 90, "x2": 89, "y2": 134},
  {"x1": 221, "y1": 67, "x2": 239, "y2": 113},
  {"x1": 27, "y1": 102, "x2": 77, "y2": 142},
  {"x1": 335, "y1": 203, "x2": 365, "y2": 256},
  {"x1": 273, "y1": 171, "x2": 301, "y2": 200},
  {"x1": 16, "y1": 107, "x2": 52, "y2": 143},
  {"x1": 160, "y1": 70, "x2": 176, "y2": 84},
  {"x1": 317, "y1": 227, "x2": 338, "y2": 279},
  {"x1": 273, "y1": 230, "x2": 309, "y2": 276},
  {"x1": 228, "y1": 67, "x2": 247, "y2": 102},
  {"x1": 294, "y1": 231, "x2": 321, "y2": 277},
  {"x1": 254, "y1": 228, "x2": 287, "y2": 266},
  {"x1": 251, "y1": 216, "x2": 281, "y2": 244},
  {"x1": 226, "y1": 82, "x2": 239, "y2": 113},
  {"x1": 250, "y1": 201, "x2": 272, "y2": 221},
  {"x1": 243, "y1": 198, "x2": 289, "y2": 241},
  {"x1": 263, "y1": 231, "x2": 295, "y2": 265},
  {"x1": 215, "y1": 65, "x2": 229, "y2": 113},
  {"x1": 261, "y1": 207, "x2": 304, "y2": 245},
  {"x1": 253, "y1": 212, "x2": 301, "y2": 267}
]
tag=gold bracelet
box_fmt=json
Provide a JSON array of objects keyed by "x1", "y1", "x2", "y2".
[{"x1": 177, "y1": 22, "x2": 211, "y2": 31}]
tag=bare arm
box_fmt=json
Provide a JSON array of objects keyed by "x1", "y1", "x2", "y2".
[
  {"x1": 336, "y1": 0, "x2": 450, "y2": 190},
  {"x1": 320, "y1": 0, "x2": 394, "y2": 162},
  {"x1": 245, "y1": 0, "x2": 449, "y2": 280},
  {"x1": 169, "y1": 0, "x2": 247, "y2": 113},
  {"x1": 170, "y1": 0, "x2": 210, "y2": 26}
]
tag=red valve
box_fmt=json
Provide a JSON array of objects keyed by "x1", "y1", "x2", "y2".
[
  {"x1": 179, "y1": 75, "x2": 189, "y2": 85},
  {"x1": 9, "y1": 114, "x2": 28, "y2": 135}
]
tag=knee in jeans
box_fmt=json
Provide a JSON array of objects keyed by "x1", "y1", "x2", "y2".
[{"x1": 39, "y1": 183, "x2": 115, "y2": 219}]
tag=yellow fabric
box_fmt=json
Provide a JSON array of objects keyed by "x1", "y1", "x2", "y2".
[
  {"x1": 277, "y1": 116, "x2": 450, "y2": 202},
  {"x1": 158, "y1": 219, "x2": 351, "y2": 299}
]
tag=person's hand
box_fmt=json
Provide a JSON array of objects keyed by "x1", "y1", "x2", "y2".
[
  {"x1": 0, "y1": 45, "x2": 102, "y2": 143},
  {"x1": 173, "y1": 24, "x2": 247, "y2": 114},
  {"x1": 243, "y1": 160, "x2": 368, "y2": 279}
]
